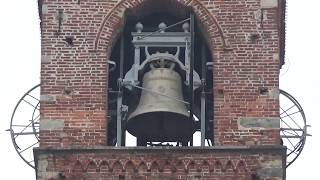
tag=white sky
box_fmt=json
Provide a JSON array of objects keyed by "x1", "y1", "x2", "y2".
[{"x1": 0, "y1": 1, "x2": 319, "y2": 179}]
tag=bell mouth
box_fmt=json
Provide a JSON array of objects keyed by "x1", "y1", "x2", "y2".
[{"x1": 126, "y1": 111, "x2": 194, "y2": 142}]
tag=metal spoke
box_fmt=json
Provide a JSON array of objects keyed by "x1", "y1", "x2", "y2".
[
  {"x1": 28, "y1": 160, "x2": 35, "y2": 164},
  {"x1": 22, "y1": 99, "x2": 40, "y2": 110},
  {"x1": 280, "y1": 110, "x2": 302, "y2": 119},
  {"x1": 206, "y1": 139, "x2": 211, "y2": 146},
  {"x1": 32, "y1": 113, "x2": 40, "y2": 122},
  {"x1": 14, "y1": 120, "x2": 34, "y2": 139},
  {"x1": 280, "y1": 117, "x2": 300, "y2": 136},
  {"x1": 19, "y1": 141, "x2": 39, "y2": 154},
  {"x1": 284, "y1": 135, "x2": 296, "y2": 150},
  {"x1": 280, "y1": 106, "x2": 303, "y2": 129},
  {"x1": 32, "y1": 115, "x2": 41, "y2": 126},
  {"x1": 286, "y1": 147, "x2": 298, "y2": 155},
  {"x1": 282, "y1": 129, "x2": 301, "y2": 137},
  {"x1": 280, "y1": 104, "x2": 295, "y2": 116},
  {"x1": 27, "y1": 93, "x2": 39, "y2": 101},
  {"x1": 14, "y1": 132, "x2": 40, "y2": 135},
  {"x1": 12, "y1": 125, "x2": 31, "y2": 127}
]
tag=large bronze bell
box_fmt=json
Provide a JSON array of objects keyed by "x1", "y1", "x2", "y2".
[{"x1": 127, "y1": 61, "x2": 193, "y2": 142}]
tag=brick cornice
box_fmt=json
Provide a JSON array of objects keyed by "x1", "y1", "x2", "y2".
[{"x1": 34, "y1": 146, "x2": 286, "y2": 178}]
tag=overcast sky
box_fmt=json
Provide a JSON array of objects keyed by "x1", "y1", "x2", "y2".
[{"x1": 0, "y1": 1, "x2": 319, "y2": 179}]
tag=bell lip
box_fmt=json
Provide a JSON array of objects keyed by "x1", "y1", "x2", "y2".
[{"x1": 126, "y1": 111, "x2": 195, "y2": 141}]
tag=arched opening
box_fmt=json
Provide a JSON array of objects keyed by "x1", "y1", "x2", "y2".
[{"x1": 107, "y1": 0, "x2": 213, "y2": 147}]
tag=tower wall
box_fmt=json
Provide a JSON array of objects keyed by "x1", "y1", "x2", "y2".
[{"x1": 36, "y1": 0, "x2": 286, "y2": 179}]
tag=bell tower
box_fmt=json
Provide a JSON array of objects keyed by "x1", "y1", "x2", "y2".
[{"x1": 31, "y1": 0, "x2": 290, "y2": 179}]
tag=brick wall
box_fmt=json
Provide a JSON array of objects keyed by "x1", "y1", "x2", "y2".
[{"x1": 39, "y1": 0, "x2": 282, "y2": 148}]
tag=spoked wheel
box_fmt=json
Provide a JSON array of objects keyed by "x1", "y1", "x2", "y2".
[
  {"x1": 280, "y1": 89, "x2": 308, "y2": 168},
  {"x1": 8, "y1": 84, "x2": 40, "y2": 168}
]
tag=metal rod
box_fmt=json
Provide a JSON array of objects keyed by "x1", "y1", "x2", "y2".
[
  {"x1": 12, "y1": 125, "x2": 34, "y2": 127},
  {"x1": 22, "y1": 99, "x2": 39, "y2": 110},
  {"x1": 281, "y1": 128, "x2": 304, "y2": 131},
  {"x1": 281, "y1": 106, "x2": 303, "y2": 129},
  {"x1": 116, "y1": 96, "x2": 122, "y2": 147},
  {"x1": 282, "y1": 130, "x2": 300, "y2": 137},
  {"x1": 137, "y1": 18, "x2": 191, "y2": 40},
  {"x1": 120, "y1": 34, "x2": 126, "y2": 146},
  {"x1": 13, "y1": 132, "x2": 40, "y2": 135},
  {"x1": 27, "y1": 94, "x2": 40, "y2": 101},
  {"x1": 206, "y1": 139, "x2": 211, "y2": 146},
  {"x1": 281, "y1": 135, "x2": 304, "y2": 139},
  {"x1": 14, "y1": 120, "x2": 34, "y2": 139},
  {"x1": 286, "y1": 147, "x2": 298, "y2": 155},
  {"x1": 133, "y1": 47, "x2": 140, "y2": 81},
  {"x1": 120, "y1": 35, "x2": 124, "y2": 79},
  {"x1": 200, "y1": 43, "x2": 206, "y2": 147},
  {"x1": 116, "y1": 35, "x2": 125, "y2": 147},
  {"x1": 280, "y1": 104, "x2": 295, "y2": 116},
  {"x1": 19, "y1": 141, "x2": 39, "y2": 154},
  {"x1": 32, "y1": 114, "x2": 40, "y2": 123},
  {"x1": 280, "y1": 110, "x2": 301, "y2": 119},
  {"x1": 189, "y1": 13, "x2": 195, "y2": 147},
  {"x1": 280, "y1": 118, "x2": 300, "y2": 136},
  {"x1": 284, "y1": 134, "x2": 297, "y2": 150}
]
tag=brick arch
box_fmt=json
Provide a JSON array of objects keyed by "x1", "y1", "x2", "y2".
[
  {"x1": 137, "y1": 161, "x2": 148, "y2": 172},
  {"x1": 124, "y1": 160, "x2": 137, "y2": 172},
  {"x1": 160, "y1": 160, "x2": 177, "y2": 173},
  {"x1": 73, "y1": 160, "x2": 85, "y2": 172},
  {"x1": 224, "y1": 160, "x2": 237, "y2": 172},
  {"x1": 110, "y1": 160, "x2": 124, "y2": 172},
  {"x1": 235, "y1": 160, "x2": 249, "y2": 173},
  {"x1": 98, "y1": 160, "x2": 110, "y2": 172},
  {"x1": 149, "y1": 161, "x2": 160, "y2": 172},
  {"x1": 85, "y1": 160, "x2": 98, "y2": 172},
  {"x1": 93, "y1": 0, "x2": 227, "y2": 52},
  {"x1": 200, "y1": 160, "x2": 213, "y2": 172},
  {"x1": 213, "y1": 160, "x2": 224, "y2": 172}
]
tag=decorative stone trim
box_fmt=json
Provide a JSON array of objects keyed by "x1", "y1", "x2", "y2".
[
  {"x1": 40, "y1": 94, "x2": 56, "y2": 103},
  {"x1": 238, "y1": 117, "x2": 280, "y2": 129},
  {"x1": 40, "y1": 119, "x2": 65, "y2": 130}
]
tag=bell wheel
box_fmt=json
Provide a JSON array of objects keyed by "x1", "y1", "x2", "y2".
[
  {"x1": 279, "y1": 89, "x2": 308, "y2": 167},
  {"x1": 8, "y1": 84, "x2": 40, "y2": 168}
]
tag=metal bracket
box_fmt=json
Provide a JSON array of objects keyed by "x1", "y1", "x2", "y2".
[{"x1": 124, "y1": 20, "x2": 201, "y2": 90}]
